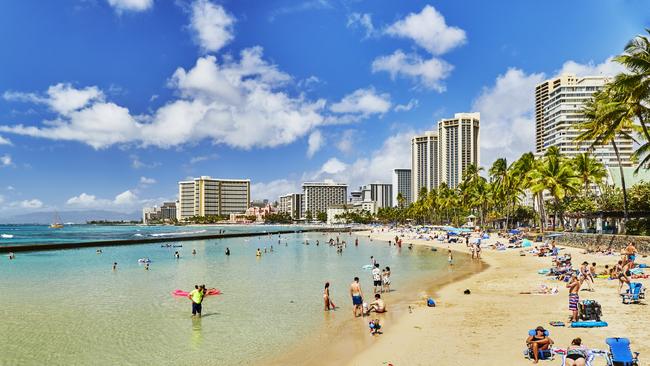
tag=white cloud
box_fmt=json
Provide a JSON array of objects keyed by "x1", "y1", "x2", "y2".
[
  {"x1": 0, "y1": 154, "x2": 12, "y2": 167},
  {"x1": 0, "y1": 135, "x2": 11, "y2": 145},
  {"x1": 268, "y1": 0, "x2": 333, "y2": 22},
  {"x1": 307, "y1": 130, "x2": 324, "y2": 158},
  {"x1": 394, "y1": 98, "x2": 419, "y2": 112},
  {"x1": 130, "y1": 154, "x2": 160, "y2": 169},
  {"x1": 3, "y1": 83, "x2": 104, "y2": 116},
  {"x1": 0, "y1": 195, "x2": 4, "y2": 204},
  {"x1": 385, "y1": 5, "x2": 466, "y2": 55},
  {"x1": 107, "y1": 0, "x2": 153, "y2": 13},
  {"x1": 330, "y1": 87, "x2": 391, "y2": 116},
  {"x1": 320, "y1": 157, "x2": 347, "y2": 174},
  {"x1": 371, "y1": 50, "x2": 453, "y2": 91},
  {"x1": 336, "y1": 129, "x2": 355, "y2": 154},
  {"x1": 189, "y1": 154, "x2": 218, "y2": 164},
  {"x1": 347, "y1": 13, "x2": 376, "y2": 38},
  {"x1": 557, "y1": 57, "x2": 624, "y2": 78},
  {"x1": 18, "y1": 199, "x2": 43, "y2": 209},
  {"x1": 472, "y1": 68, "x2": 545, "y2": 166},
  {"x1": 139, "y1": 176, "x2": 157, "y2": 185},
  {"x1": 66, "y1": 190, "x2": 139, "y2": 209},
  {"x1": 190, "y1": 0, "x2": 235, "y2": 53},
  {"x1": 6, "y1": 186, "x2": 14, "y2": 191},
  {"x1": 250, "y1": 179, "x2": 300, "y2": 201},
  {"x1": 0, "y1": 48, "x2": 333, "y2": 150}
]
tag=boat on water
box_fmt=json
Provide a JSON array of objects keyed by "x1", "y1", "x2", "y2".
[{"x1": 50, "y1": 212, "x2": 64, "y2": 229}]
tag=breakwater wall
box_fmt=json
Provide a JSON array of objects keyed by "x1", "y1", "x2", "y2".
[
  {"x1": 550, "y1": 232, "x2": 650, "y2": 254},
  {"x1": 0, "y1": 227, "x2": 358, "y2": 253}
]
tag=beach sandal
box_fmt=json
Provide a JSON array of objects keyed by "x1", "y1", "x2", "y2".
[{"x1": 549, "y1": 321, "x2": 565, "y2": 327}]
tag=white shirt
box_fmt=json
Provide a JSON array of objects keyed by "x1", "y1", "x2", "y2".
[{"x1": 372, "y1": 267, "x2": 381, "y2": 281}]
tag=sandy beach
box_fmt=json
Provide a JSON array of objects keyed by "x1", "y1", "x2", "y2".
[{"x1": 344, "y1": 229, "x2": 649, "y2": 366}]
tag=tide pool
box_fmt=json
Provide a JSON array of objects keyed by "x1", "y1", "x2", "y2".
[{"x1": 0, "y1": 232, "x2": 470, "y2": 365}]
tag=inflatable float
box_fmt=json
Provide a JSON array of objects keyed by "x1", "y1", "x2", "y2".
[
  {"x1": 361, "y1": 264, "x2": 373, "y2": 270},
  {"x1": 570, "y1": 321, "x2": 608, "y2": 328},
  {"x1": 138, "y1": 258, "x2": 152, "y2": 263},
  {"x1": 172, "y1": 289, "x2": 221, "y2": 297}
]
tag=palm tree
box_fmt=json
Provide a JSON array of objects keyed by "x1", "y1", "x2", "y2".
[
  {"x1": 530, "y1": 154, "x2": 579, "y2": 230},
  {"x1": 572, "y1": 152, "x2": 607, "y2": 195},
  {"x1": 396, "y1": 192, "x2": 406, "y2": 208},
  {"x1": 577, "y1": 90, "x2": 635, "y2": 232}
]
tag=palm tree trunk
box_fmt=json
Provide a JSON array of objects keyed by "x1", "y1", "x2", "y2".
[
  {"x1": 637, "y1": 112, "x2": 650, "y2": 144},
  {"x1": 611, "y1": 140, "x2": 628, "y2": 234}
]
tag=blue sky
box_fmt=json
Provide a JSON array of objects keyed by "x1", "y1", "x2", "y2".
[{"x1": 0, "y1": 0, "x2": 648, "y2": 214}]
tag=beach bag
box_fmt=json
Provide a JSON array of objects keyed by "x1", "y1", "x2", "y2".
[
  {"x1": 427, "y1": 298, "x2": 436, "y2": 307},
  {"x1": 578, "y1": 300, "x2": 602, "y2": 321}
]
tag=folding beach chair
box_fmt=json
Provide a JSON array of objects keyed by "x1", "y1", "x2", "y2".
[
  {"x1": 523, "y1": 330, "x2": 555, "y2": 361},
  {"x1": 621, "y1": 283, "x2": 645, "y2": 304},
  {"x1": 604, "y1": 338, "x2": 639, "y2": 366}
]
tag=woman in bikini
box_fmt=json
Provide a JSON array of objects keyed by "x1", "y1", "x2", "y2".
[
  {"x1": 565, "y1": 337, "x2": 588, "y2": 366},
  {"x1": 323, "y1": 282, "x2": 336, "y2": 310}
]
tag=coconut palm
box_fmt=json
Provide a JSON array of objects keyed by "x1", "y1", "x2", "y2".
[
  {"x1": 577, "y1": 90, "x2": 635, "y2": 232},
  {"x1": 572, "y1": 152, "x2": 607, "y2": 194},
  {"x1": 530, "y1": 154, "x2": 579, "y2": 230}
]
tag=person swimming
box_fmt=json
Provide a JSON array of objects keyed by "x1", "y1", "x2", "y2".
[
  {"x1": 225, "y1": 247, "x2": 230, "y2": 256},
  {"x1": 112, "y1": 262, "x2": 117, "y2": 270},
  {"x1": 256, "y1": 248, "x2": 262, "y2": 257}
]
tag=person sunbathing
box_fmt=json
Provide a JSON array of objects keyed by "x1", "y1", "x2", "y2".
[
  {"x1": 526, "y1": 326, "x2": 553, "y2": 363},
  {"x1": 565, "y1": 337, "x2": 588, "y2": 366}
]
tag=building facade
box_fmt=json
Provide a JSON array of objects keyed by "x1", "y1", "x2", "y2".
[
  {"x1": 279, "y1": 193, "x2": 303, "y2": 219},
  {"x1": 392, "y1": 168, "x2": 412, "y2": 206},
  {"x1": 302, "y1": 182, "x2": 347, "y2": 218},
  {"x1": 177, "y1": 176, "x2": 250, "y2": 220},
  {"x1": 438, "y1": 112, "x2": 480, "y2": 189},
  {"x1": 538, "y1": 74, "x2": 633, "y2": 167},
  {"x1": 361, "y1": 183, "x2": 392, "y2": 209},
  {"x1": 411, "y1": 113, "x2": 480, "y2": 194}
]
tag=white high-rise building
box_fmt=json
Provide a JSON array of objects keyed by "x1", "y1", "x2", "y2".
[
  {"x1": 439, "y1": 112, "x2": 480, "y2": 188},
  {"x1": 392, "y1": 169, "x2": 412, "y2": 206},
  {"x1": 411, "y1": 113, "x2": 480, "y2": 193},
  {"x1": 302, "y1": 182, "x2": 347, "y2": 218},
  {"x1": 539, "y1": 74, "x2": 633, "y2": 166},
  {"x1": 279, "y1": 193, "x2": 303, "y2": 219},
  {"x1": 177, "y1": 176, "x2": 250, "y2": 220},
  {"x1": 361, "y1": 183, "x2": 392, "y2": 209},
  {"x1": 411, "y1": 131, "x2": 439, "y2": 200}
]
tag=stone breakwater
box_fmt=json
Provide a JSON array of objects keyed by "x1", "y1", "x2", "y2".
[{"x1": 550, "y1": 232, "x2": 650, "y2": 254}]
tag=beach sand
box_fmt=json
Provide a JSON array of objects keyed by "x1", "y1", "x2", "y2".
[{"x1": 343, "y1": 230, "x2": 649, "y2": 366}]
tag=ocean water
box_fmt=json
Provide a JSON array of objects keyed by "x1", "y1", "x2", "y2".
[
  {"x1": 0, "y1": 224, "x2": 300, "y2": 247},
  {"x1": 0, "y1": 232, "x2": 470, "y2": 365}
]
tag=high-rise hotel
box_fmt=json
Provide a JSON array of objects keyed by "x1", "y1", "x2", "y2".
[
  {"x1": 411, "y1": 113, "x2": 480, "y2": 195},
  {"x1": 177, "y1": 176, "x2": 250, "y2": 220},
  {"x1": 302, "y1": 182, "x2": 347, "y2": 217},
  {"x1": 535, "y1": 74, "x2": 633, "y2": 166}
]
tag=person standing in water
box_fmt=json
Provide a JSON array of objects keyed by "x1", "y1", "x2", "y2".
[
  {"x1": 192, "y1": 248, "x2": 197, "y2": 256},
  {"x1": 174, "y1": 251, "x2": 180, "y2": 259},
  {"x1": 112, "y1": 262, "x2": 117, "y2": 271},
  {"x1": 350, "y1": 277, "x2": 364, "y2": 317},
  {"x1": 323, "y1": 282, "x2": 336, "y2": 310},
  {"x1": 448, "y1": 250, "x2": 453, "y2": 265},
  {"x1": 256, "y1": 248, "x2": 262, "y2": 257},
  {"x1": 225, "y1": 247, "x2": 230, "y2": 256},
  {"x1": 188, "y1": 285, "x2": 204, "y2": 317}
]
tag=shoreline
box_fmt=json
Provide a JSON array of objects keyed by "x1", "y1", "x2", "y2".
[
  {"x1": 266, "y1": 231, "x2": 487, "y2": 366},
  {"x1": 345, "y1": 229, "x2": 649, "y2": 365}
]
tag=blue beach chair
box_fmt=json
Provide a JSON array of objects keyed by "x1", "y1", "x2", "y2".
[
  {"x1": 621, "y1": 283, "x2": 645, "y2": 304},
  {"x1": 524, "y1": 329, "x2": 555, "y2": 361},
  {"x1": 604, "y1": 337, "x2": 639, "y2": 366}
]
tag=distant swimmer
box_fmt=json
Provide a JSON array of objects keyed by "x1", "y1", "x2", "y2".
[
  {"x1": 175, "y1": 251, "x2": 180, "y2": 260},
  {"x1": 145, "y1": 263, "x2": 150, "y2": 270},
  {"x1": 192, "y1": 249, "x2": 197, "y2": 256},
  {"x1": 355, "y1": 238, "x2": 358, "y2": 246},
  {"x1": 8, "y1": 252, "x2": 15, "y2": 260},
  {"x1": 96, "y1": 249, "x2": 102, "y2": 254},
  {"x1": 316, "y1": 240, "x2": 319, "y2": 246},
  {"x1": 112, "y1": 262, "x2": 117, "y2": 271},
  {"x1": 225, "y1": 247, "x2": 230, "y2": 256},
  {"x1": 256, "y1": 248, "x2": 262, "y2": 257}
]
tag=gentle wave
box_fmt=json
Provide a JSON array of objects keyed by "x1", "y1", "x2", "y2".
[
  {"x1": 1, "y1": 234, "x2": 14, "y2": 239},
  {"x1": 149, "y1": 230, "x2": 207, "y2": 237},
  {"x1": 133, "y1": 234, "x2": 143, "y2": 237}
]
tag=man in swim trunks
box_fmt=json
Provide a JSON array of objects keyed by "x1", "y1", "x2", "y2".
[
  {"x1": 189, "y1": 285, "x2": 204, "y2": 317},
  {"x1": 567, "y1": 274, "x2": 580, "y2": 322},
  {"x1": 350, "y1": 277, "x2": 364, "y2": 317},
  {"x1": 625, "y1": 242, "x2": 637, "y2": 265}
]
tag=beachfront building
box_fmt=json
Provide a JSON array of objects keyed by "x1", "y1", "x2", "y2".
[
  {"x1": 142, "y1": 206, "x2": 159, "y2": 225},
  {"x1": 361, "y1": 183, "x2": 393, "y2": 209},
  {"x1": 160, "y1": 201, "x2": 177, "y2": 221},
  {"x1": 411, "y1": 131, "x2": 440, "y2": 199},
  {"x1": 438, "y1": 112, "x2": 481, "y2": 189},
  {"x1": 411, "y1": 113, "x2": 480, "y2": 193},
  {"x1": 177, "y1": 176, "x2": 250, "y2": 220},
  {"x1": 392, "y1": 168, "x2": 412, "y2": 206},
  {"x1": 536, "y1": 74, "x2": 633, "y2": 166},
  {"x1": 326, "y1": 201, "x2": 376, "y2": 224},
  {"x1": 278, "y1": 193, "x2": 303, "y2": 220},
  {"x1": 302, "y1": 182, "x2": 347, "y2": 218},
  {"x1": 349, "y1": 189, "x2": 363, "y2": 203}
]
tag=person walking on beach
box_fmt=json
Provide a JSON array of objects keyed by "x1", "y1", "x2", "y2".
[
  {"x1": 448, "y1": 250, "x2": 453, "y2": 265},
  {"x1": 350, "y1": 277, "x2": 364, "y2": 317},
  {"x1": 579, "y1": 261, "x2": 594, "y2": 291},
  {"x1": 372, "y1": 264, "x2": 382, "y2": 294},
  {"x1": 189, "y1": 285, "x2": 204, "y2": 317},
  {"x1": 567, "y1": 274, "x2": 581, "y2": 322},
  {"x1": 323, "y1": 282, "x2": 336, "y2": 311}
]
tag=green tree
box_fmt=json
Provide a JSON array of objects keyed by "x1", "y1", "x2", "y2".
[
  {"x1": 572, "y1": 152, "x2": 607, "y2": 195},
  {"x1": 316, "y1": 211, "x2": 327, "y2": 223}
]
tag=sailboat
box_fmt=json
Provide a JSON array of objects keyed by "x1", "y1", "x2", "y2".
[{"x1": 50, "y1": 212, "x2": 64, "y2": 229}]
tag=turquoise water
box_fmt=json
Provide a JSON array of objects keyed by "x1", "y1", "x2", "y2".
[
  {"x1": 0, "y1": 224, "x2": 300, "y2": 246},
  {"x1": 0, "y1": 232, "x2": 466, "y2": 365}
]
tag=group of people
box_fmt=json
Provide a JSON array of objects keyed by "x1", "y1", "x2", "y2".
[
  {"x1": 371, "y1": 262, "x2": 391, "y2": 293},
  {"x1": 526, "y1": 327, "x2": 588, "y2": 365},
  {"x1": 348, "y1": 276, "x2": 387, "y2": 317}
]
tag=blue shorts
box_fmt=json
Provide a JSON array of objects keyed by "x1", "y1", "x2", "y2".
[
  {"x1": 192, "y1": 302, "x2": 202, "y2": 315},
  {"x1": 629, "y1": 254, "x2": 636, "y2": 262},
  {"x1": 352, "y1": 295, "x2": 362, "y2": 305}
]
